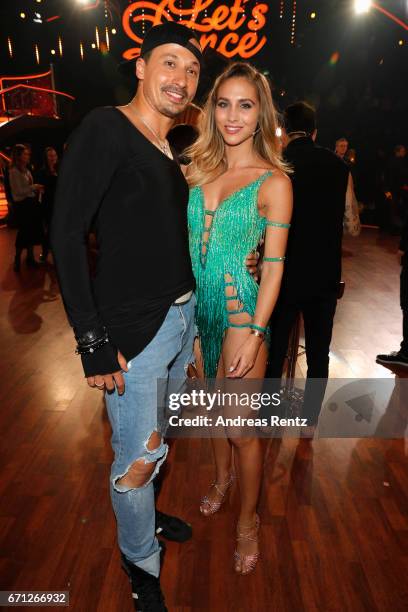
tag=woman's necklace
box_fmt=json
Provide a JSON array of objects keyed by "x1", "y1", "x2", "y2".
[{"x1": 134, "y1": 112, "x2": 173, "y2": 159}]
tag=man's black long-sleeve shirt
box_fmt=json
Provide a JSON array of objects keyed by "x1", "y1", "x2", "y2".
[
  {"x1": 51, "y1": 107, "x2": 194, "y2": 376},
  {"x1": 281, "y1": 137, "x2": 349, "y2": 299}
]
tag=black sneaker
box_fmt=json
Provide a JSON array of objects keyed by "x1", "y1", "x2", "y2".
[
  {"x1": 376, "y1": 351, "x2": 408, "y2": 367},
  {"x1": 121, "y1": 553, "x2": 167, "y2": 611},
  {"x1": 155, "y1": 510, "x2": 192, "y2": 542}
]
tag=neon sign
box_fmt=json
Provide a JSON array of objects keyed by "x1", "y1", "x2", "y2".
[{"x1": 122, "y1": 0, "x2": 269, "y2": 60}]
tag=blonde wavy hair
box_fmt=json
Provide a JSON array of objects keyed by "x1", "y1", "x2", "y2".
[{"x1": 186, "y1": 62, "x2": 290, "y2": 187}]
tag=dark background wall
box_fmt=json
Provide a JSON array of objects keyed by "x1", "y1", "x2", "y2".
[{"x1": 0, "y1": 1, "x2": 406, "y2": 155}]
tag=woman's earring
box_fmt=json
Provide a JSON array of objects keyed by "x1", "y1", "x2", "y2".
[{"x1": 253, "y1": 125, "x2": 261, "y2": 136}]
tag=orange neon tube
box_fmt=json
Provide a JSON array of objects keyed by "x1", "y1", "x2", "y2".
[
  {"x1": 80, "y1": 0, "x2": 100, "y2": 11},
  {"x1": 0, "y1": 151, "x2": 12, "y2": 163},
  {"x1": 372, "y1": 2, "x2": 408, "y2": 30},
  {"x1": 0, "y1": 84, "x2": 75, "y2": 100},
  {"x1": 0, "y1": 70, "x2": 52, "y2": 88},
  {"x1": 0, "y1": 70, "x2": 54, "y2": 112}
]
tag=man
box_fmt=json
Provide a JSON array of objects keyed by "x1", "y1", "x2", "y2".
[
  {"x1": 266, "y1": 102, "x2": 360, "y2": 435},
  {"x1": 51, "y1": 23, "x2": 203, "y2": 611},
  {"x1": 376, "y1": 215, "x2": 408, "y2": 368},
  {"x1": 385, "y1": 144, "x2": 408, "y2": 232},
  {"x1": 335, "y1": 137, "x2": 349, "y2": 160}
]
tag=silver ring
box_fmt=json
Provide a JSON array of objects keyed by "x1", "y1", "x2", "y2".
[{"x1": 95, "y1": 383, "x2": 105, "y2": 388}]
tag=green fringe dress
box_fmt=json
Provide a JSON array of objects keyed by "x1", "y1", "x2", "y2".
[{"x1": 188, "y1": 170, "x2": 274, "y2": 378}]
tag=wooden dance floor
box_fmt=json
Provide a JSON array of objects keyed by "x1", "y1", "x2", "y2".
[{"x1": 0, "y1": 227, "x2": 407, "y2": 611}]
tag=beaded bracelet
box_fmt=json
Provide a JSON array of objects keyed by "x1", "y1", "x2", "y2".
[
  {"x1": 265, "y1": 221, "x2": 291, "y2": 229},
  {"x1": 250, "y1": 324, "x2": 267, "y2": 334},
  {"x1": 263, "y1": 256, "x2": 286, "y2": 262}
]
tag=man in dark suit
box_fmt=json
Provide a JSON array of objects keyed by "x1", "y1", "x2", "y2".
[
  {"x1": 266, "y1": 102, "x2": 360, "y2": 434},
  {"x1": 376, "y1": 216, "x2": 408, "y2": 368}
]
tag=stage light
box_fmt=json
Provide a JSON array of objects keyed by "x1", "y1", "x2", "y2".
[
  {"x1": 91, "y1": 43, "x2": 96, "y2": 49},
  {"x1": 291, "y1": 0, "x2": 297, "y2": 45},
  {"x1": 310, "y1": 12, "x2": 316, "y2": 19},
  {"x1": 276, "y1": 127, "x2": 282, "y2": 138},
  {"x1": 398, "y1": 39, "x2": 404, "y2": 45},
  {"x1": 51, "y1": 49, "x2": 56, "y2": 55},
  {"x1": 76, "y1": 0, "x2": 99, "y2": 6},
  {"x1": 112, "y1": 28, "x2": 117, "y2": 35},
  {"x1": 354, "y1": 1, "x2": 372, "y2": 15},
  {"x1": 20, "y1": 12, "x2": 26, "y2": 19}
]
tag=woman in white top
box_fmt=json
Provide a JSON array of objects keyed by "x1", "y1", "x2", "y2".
[{"x1": 8, "y1": 144, "x2": 44, "y2": 271}]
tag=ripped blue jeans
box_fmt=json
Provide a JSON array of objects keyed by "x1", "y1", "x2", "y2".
[{"x1": 105, "y1": 295, "x2": 195, "y2": 577}]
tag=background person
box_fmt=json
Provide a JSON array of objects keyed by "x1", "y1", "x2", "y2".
[
  {"x1": 376, "y1": 215, "x2": 408, "y2": 368},
  {"x1": 167, "y1": 123, "x2": 199, "y2": 164},
  {"x1": 8, "y1": 144, "x2": 44, "y2": 271},
  {"x1": 335, "y1": 137, "x2": 349, "y2": 161},
  {"x1": 265, "y1": 102, "x2": 360, "y2": 434},
  {"x1": 385, "y1": 144, "x2": 408, "y2": 233},
  {"x1": 36, "y1": 147, "x2": 59, "y2": 262}
]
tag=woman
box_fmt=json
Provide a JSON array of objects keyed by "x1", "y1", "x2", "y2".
[
  {"x1": 187, "y1": 63, "x2": 292, "y2": 574},
  {"x1": 37, "y1": 147, "x2": 59, "y2": 261},
  {"x1": 8, "y1": 144, "x2": 44, "y2": 271}
]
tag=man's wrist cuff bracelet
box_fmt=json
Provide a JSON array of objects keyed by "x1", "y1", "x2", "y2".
[{"x1": 75, "y1": 327, "x2": 109, "y2": 355}]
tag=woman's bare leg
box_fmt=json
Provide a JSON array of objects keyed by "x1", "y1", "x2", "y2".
[
  {"x1": 222, "y1": 327, "x2": 268, "y2": 571},
  {"x1": 194, "y1": 342, "x2": 233, "y2": 514}
]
